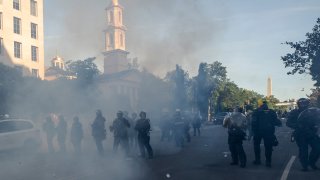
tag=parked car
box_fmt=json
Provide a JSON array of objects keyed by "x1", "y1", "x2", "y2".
[
  {"x1": 212, "y1": 112, "x2": 231, "y2": 125},
  {"x1": 0, "y1": 119, "x2": 41, "y2": 152}
]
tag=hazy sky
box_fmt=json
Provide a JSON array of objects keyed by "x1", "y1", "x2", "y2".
[{"x1": 44, "y1": 0, "x2": 320, "y2": 101}]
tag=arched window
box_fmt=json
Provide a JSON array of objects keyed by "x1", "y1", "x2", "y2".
[
  {"x1": 109, "y1": 11, "x2": 114, "y2": 23},
  {"x1": 109, "y1": 33, "x2": 114, "y2": 47},
  {"x1": 119, "y1": 11, "x2": 122, "y2": 24}
]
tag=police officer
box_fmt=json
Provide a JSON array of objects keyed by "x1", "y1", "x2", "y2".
[
  {"x1": 192, "y1": 114, "x2": 201, "y2": 136},
  {"x1": 128, "y1": 113, "x2": 138, "y2": 149},
  {"x1": 223, "y1": 107, "x2": 247, "y2": 168},
  {"x1": 288, "y1": 99, "x2": 320, "y2": 171},
  {"x1": 70, "y1": 116, "x2": 83, "y2": 154},
  {"x1": 287, "y1": 98, "x2": 310, "y2": 132},
  {"x1": 160, "y1": 112, "x2": 172, "y2": 142},
  {"x1": 172, "y1": 110, "x2": 186, "y2": 147},
  {"x1": 135, "y1": 111, "x2": 153, "y2": 159},
  {"x1": 43, "y1": 116, "x2": 56, "y2": 153},
  {"x1": 56, "y1": 115, "x2": 67, "y2": 153},
  {"x1": 91, "y1": 110, "x2": 107, "y2": 156},
  {"x1": 110, "y1": 111, "x2": 130, "y2": 155},
  {"x1": 252, "y1": 101, "x2": 282, "y2": 167}
]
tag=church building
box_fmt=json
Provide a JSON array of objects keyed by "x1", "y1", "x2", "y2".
[{"x1": 98, "y1": 0, "x2": 141, "y2": 112}]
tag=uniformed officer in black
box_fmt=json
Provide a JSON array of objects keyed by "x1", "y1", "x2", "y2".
[
  {"x1": 252, "y1": 101, "x2": 282, "y2": 167},
  {"x1": 223, "y1": 107, "x2": 247, "y2": 168},
  {"x1": 110, "y1": 111, "x2": 131, "y2": 155},
  {"x1": 288, "y1": 98, "x2": 320, "y2": 171},
  {"x1": 92, "y1": 110, "x2": 107, "y2": 156},
  {"x1": 135, "y1": 111, "x2": 153, "y2": 159}
]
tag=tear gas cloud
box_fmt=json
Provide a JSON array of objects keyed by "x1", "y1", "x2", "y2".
[{"x1": 45, "y1": 0, "x2": 226, "y2": 76}]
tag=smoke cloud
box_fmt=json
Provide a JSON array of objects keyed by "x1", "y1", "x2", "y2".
[{"x1": 45, "y1": 0, "x2": 226, "y2": 76}]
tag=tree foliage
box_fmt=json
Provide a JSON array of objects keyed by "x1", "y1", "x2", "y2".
[
  {"x1": 195, "y1": 62, "x2": 227, "y2": 118},
  {"x1": 165, "y1": 65, "x2": 190, "y2": 110},
  {"x1": 66, "y1": 57, "x2": 100, "y2": 86},
  {"x1": 281, "y1": 18, "x2": 320, "y2": 86}
]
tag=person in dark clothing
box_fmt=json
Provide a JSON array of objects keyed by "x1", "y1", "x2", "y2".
[
  {"x1": 183, "y1": 116, "x2": 191, "y2": 143},
  {"x1": 43, "y1": 116, "x2": 56, "y2": 153},
  {"x1": 110, "y1": 111, "x2": 130, "y2": 155},
  {"x1": 192, "y1": 114, "x2": 201, "y2": 136},
  {"x1": 160, "y1": 113, "x2": 172, "y2": 142},
  {"x1": 172, "y1": 110, "x2": 186, "y2": 147},
  {"x1": 223, "y1": 107, "x2": 247, "y2": 168},
  {"x1": 296, "y1": 108, "x2": 320, "y2": 171},
  {"x1": 128, "y1": 113, "x2": 138, "y2": 149},
  {"x1": 135, "y1": 111, "x2": 153, "y2": 159},
  {"x1": 56, "y1": 115, "x2": 67, "y2": 153},
  {"x1": 287, "y1": 98, "x2": 320, "y2": 171},
  {"x1": 91, "y1": 110, "x2": 107, "y2": 156},
  {"x1": 70, "y1": 116, "x2": 83, "y2": 154},
  {"x1": 252, "y1": 101, "x2": 282, "y2": 167}
]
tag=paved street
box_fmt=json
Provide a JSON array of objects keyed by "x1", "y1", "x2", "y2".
[{"x1": 0, "y1": 125, "x2": 319, "y2": 180}]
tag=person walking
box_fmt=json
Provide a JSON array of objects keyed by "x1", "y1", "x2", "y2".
[
  {"x1": 70, "y1": 116, "x2": 83, "y2": 154},
  {"x1": 135, "y1": 111, "x2": 153, "y2": 159},
  {"x1": 91, "y1": 110, "x2": 107, "y2": 156},
  {"x1": 223, "y1": 107, "x2": 247, "y2": 168},
  {"x1": 252, "y1": 101, "x2": 282, "y2": 167},
  {"x1": 43, "y1": 116, "x2": 56, "y2": 153}
]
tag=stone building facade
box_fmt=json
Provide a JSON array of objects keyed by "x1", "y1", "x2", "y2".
[{"x1": 0, "y1": 0, "x2": 44, "y2": 79}]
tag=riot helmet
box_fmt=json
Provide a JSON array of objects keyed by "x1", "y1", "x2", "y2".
[
  {"x1": 297, "y1": 98, "x2": 310, "y2": 110},
  {"x1": 117, "y1": 111, "x2": 123, "y2": 118},
  {"x1": 139, "y1": 111, "x2": 147, "y2": 119}
]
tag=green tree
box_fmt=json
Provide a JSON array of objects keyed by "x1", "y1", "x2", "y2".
[
  {"x1": 66, "y1": 57, "x2": 100, "y2": 86},
  {"x1": 165, "y1": 65, "x2": 190, "y2": 111},
  {"x1": 309, "y1": 88, "x2": 320, "y2": 107},
  {"x1": 281, "y1": 18, "x2": 320, "y2": 87},
  {"x1": 195, "y1": 62, "x2": 227, "y2": 118}
]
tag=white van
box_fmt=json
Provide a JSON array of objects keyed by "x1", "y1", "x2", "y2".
[{"x1": 0, "y1": 119, "x2": 41, "y2": 152}]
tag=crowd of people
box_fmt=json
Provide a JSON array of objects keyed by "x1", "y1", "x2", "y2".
[
  {"x1": 222, "y1": 98, "x2": 320, "y2": 171},
  {"x1": 42, "y1": 110, "x2": 153, "y2": 159},
  {"x1": 41, "y1": 97, "x2": 320, "y2": 171}
]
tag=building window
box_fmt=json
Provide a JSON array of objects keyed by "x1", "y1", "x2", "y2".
[
  {"x1": 14, "y1": 17, "x2": 21, "y2": 34},
  {"x1": 120, "y1": 34, "x2": 123, "y2": 47},
  {"x1": 109, "y1": 33, "x2": 114, "y2": 47},
  {"x1": 14, "y1": 41, "x2": 22, "y2": 58},
  {"x1": 13, "y1": 0, "x2": 20, "y2": 10},
  {"x1": 0, "y1": 38, "x2": 3, "y2": 55},
  {"x1": 0, "y1": 12, "x2": 2, "y2": 29},
  {"x1": 31, "y1": 69, "x2": 38, "y2": 78},
  {"x1": 109, "y1": 11, "x2": 114, "y2": 23},
  {"x1": 30, "y1": 0, "x2": 38, "y2": 16},
  {"x1": 31, "y1": 46, "x2": 38, "y2": 62},
  {"x1": 119, "y1": 12, "x2": 122, "y2": 24},
  {"x1": 31, "y1": 23, "x2": 37, "y2": 39}
]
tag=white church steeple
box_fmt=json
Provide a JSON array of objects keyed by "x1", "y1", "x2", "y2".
[
  {"x1": 103, "y1": 0, "x2": 130, "y2": 75},
  {"x1": 105, "y1": 0, "x2": 126, "y2": 51}
]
